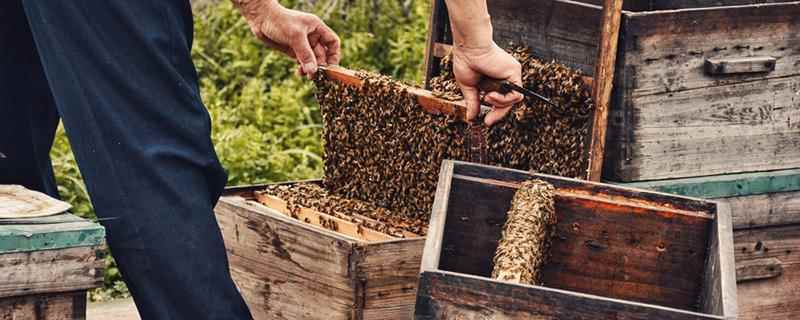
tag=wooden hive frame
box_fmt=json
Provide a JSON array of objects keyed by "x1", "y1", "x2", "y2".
[{"x1": 415, "y1": 160, "x2": 737, "y2": 319}]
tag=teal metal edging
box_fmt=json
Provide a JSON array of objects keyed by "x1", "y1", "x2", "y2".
[
  {"x1": 611, "y1": 168, "x2": 800, "y2": 199},
  {"x1": 0, "y1": 214, "x2": 106, "y2": 254}
]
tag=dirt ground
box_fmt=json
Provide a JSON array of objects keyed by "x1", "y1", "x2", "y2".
[{"x1": 87, "y1": 298, "x2": 140, "y2": 320}]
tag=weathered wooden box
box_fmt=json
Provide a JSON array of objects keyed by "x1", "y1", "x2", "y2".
[
  {"x1": 416, "y1": 160, "x2": 737, "y2": 319},
  {"x1": 425, "y1": 0, "x2": 800, "y2": 181},
  {"x1": 623, "y1": 168, "x2": 800, "y2": 320},
  {"x1": 215, "y1": 183, "x2": 425, "y2": 320},
  {"x1": 0, "y1": 214, "x2": 105, "y2": 319}
]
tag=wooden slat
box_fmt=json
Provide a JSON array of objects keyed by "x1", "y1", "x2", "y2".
[
  {"x1": 0, "y1": 291, "x2": 86, "y2": 320},
  {"x1": 705, "y1": 56, "x2": 777, "y2": 75},
  {"x1": 587, "y1": 0, "x2": 624, "y2": 182},
  {"x1": 734, "y1": 224, "x2": 800, "y2": 320},
  {"x1": 253, "y1": 193, "x2": 395, "y2": 242},
  {"x1": 415, "y1": 271, "x2": 725, "y2": 320},
  {"x1": 321, "y1": 65, "x2": 468, "y2": 122},
  {"x1": 215, "y1": 197, "x2": 357, "y2": 320},
  {"x1": 618, "y1": 169, "x2": 800, "y2": 199},
  {"x1": 736, "y1": 257, "x2": 783, "y2": 282},
  {"x1": 420, "y1": 161, "x2": 454, "y2": 273},
  {"x1": 359, "y1": 239, "x2": 425, "y2": 320},
  {"x1": 724, "y1": 191, "x2": 800, "y2": 229},
  {"x1": 698, "y1": 202, "x2": 738, "y2": 317},
  {"x1": 0, "y1": 245, "x2": 104, "y2": 298}
]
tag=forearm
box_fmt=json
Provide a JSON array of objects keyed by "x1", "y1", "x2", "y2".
[
  {"x1": 230, "y1": 0, "x2": 278, "y2": 22},
  {"x1": 444, "y1": 0, "x2": 494, "y2": 49}
]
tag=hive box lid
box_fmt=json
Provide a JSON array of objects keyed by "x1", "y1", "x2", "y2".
[{"x1": 416, "y1": 160, "x2": 737, "y2": 319}]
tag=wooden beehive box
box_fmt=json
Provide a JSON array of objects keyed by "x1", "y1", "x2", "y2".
[
  {"x1": 215, "y1": 182, "x2": 425, "y2": 320},
  {"x1": 425, "y1": 0, "x2": 800, "y2": 182},
  {"x1": 0, "y1": 214, "x2": 106, "y2": 319},
  {"x1": 415, "y1": 160, "x2": 737, "y2": 319},
  {"x1": 622, "y1": 168, "x2": 800, "y2": 320}
]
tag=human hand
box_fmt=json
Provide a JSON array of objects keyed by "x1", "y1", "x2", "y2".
[
  {"x1": 452, "y1": 43, "x2": 523, "y2": 125},
  {"x1": 236, "y1": 0, "x2": 340, "y2": 77}
]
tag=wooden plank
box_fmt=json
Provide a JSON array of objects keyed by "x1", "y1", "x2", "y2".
[
  {"x1": 321, "y1": 65, "x2": 469, "y2": 122},
  {"x1": 0, "y1": 245, "x2": 104, "y2": 298},
  {"x1": 587, "y1": 0, "x2": 624, "y2": 182},
  {"x1": 423, "y1": 0, "x2": 447, "y2": 87},
  {"x1": 451, "y1": 160, "x2": 718, "y2": 213},
  {"x1": 438, "y1": 176, "x2": 712, "y2": 310},
  {"x1": 698, "y1": 202, "x2": 738, "y2": 317},
  {"x1": 608, "y1": 75, "x2": 800, "y2": 181},
  {"x1": 214, "y1": 197, "x2": 358, "y2": 320},
  {"x1": 734, "y1": 224, "x2": 800, "y2": 320},
  {"x1": 725, "y1": 191, "x2": 800, "y2": 229},
  {"x1": 0, "y1": 214, "x2": 105, "y2": 254},
  {"x1": 253, "y1": 193, "x2": 395, "y2": 242},
  {"x1": 736, "y1": 257, "x2": 783, "y2": 282},
  {"x1": 359, "y1": 238, "x2": 425, "y2": 320},
  {"x1": 618, "y1": 169, "x2": 800, "y2": 199},
  {"x1": 420, "y1": 160, "x2": 454, "y2": 272},
  {"x1": 414, "y1": 271, "x2": 725, "y2": 320},
  {"x1": 0, "y1": 291, "x2": 86, "y2": 320},
  {"x1": 705, "y1": 56, "x2": 777, "y2": 75}
]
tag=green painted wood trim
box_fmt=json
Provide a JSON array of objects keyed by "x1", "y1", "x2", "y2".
[
  {"x1": 610, "y1": 168, "x2": 800, "y2": 199},
  {"x1": 0, "y1": 214, "x2": 105, "y2": 254}
]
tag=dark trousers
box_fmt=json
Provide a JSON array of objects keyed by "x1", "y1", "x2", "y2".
[{"x1": 0, "y1": 1, "x2": 252, "y2": 319}]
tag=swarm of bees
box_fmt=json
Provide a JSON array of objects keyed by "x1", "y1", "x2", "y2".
[
  {"x1": 276, "y1": 45, "x2": 594, "y2": 235},
  {"x1": 315, "y1": 71, "x2": 470, "y2": 222},
  {"x1": 432, "y1": 46, "x2": 595, "y2": 178},
  {"x1": 491, "y1": 180, "x2": 557, "y2": 285}
]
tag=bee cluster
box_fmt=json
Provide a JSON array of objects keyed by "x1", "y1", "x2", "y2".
[
  {"x1": 258, "y1": 182, "x2": 426, "y2": 237},
  {"x1": 258, "y1": 45, "x2": 593, "y2": 238},
  {"x1": 491, "y1": 180, "x2": 557, "y2": 285},
  {"x1": 314, "y1": 71, "x2": 470, "y2": 222},
  {"x1": 431, "y1": 46, "x2": 595, "y2": 178}
]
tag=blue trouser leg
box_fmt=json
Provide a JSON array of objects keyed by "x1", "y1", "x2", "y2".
[
  {"x1": 5, "y1": 1, "x2": 253, "y2": 318},
  {"x1": 0, "y1": 0, "x2": 60, "y2": 197}
]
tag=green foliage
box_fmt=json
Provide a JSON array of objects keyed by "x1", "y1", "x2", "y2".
[{"x1": 49, "y1": 0, "x2": 429, "y2": 300}]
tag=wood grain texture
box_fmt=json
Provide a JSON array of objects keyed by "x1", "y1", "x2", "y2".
[
  {"x1": 0, "y1": 246, "x2": 104, "y2": 298},
  {"x1": 0, "y1": 291, "x2": 86, "y2": 320},
  {"x1": 698, "y1": 202, "x2": 738, "y2": 317},
  {"x1": 605, "y1": 1, "x2": 800, "y2": 181},
  {"x1": 705, "y1": 56, "x2": 777, "y2": 75},
  {"x1": 215, "y1": 197, "x2": 356, "y2": 320},
  {"x1": 734, "y1": 224, "x2": 800, "y2": 320},
  {"x1": 588, "y1": 0, "x2": 623, "y2": 181},
  {"x1": 421, "y1": 161, "x2": 733, "y2": 317},
  {"x1": 358, "y1": 239, "x2": 425, "y2": 319},
  {"x1": 724, "y1": 191, "x2": 800, "y2": 230},
  {"x1": 736, "y1": 257, "x2": 783, "y2": 282},
  {"x1": 414, "y1": 271, "x2": 726, "y2": 320}
]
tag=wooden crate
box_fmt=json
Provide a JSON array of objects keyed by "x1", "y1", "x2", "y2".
[
  {"x1": 416, "y1": 160, "x2": 737, "y2": 319},
  {"x1": 215, "y1": 183, "x2": 425, "y2": 320},
  {"x1": 622, "y1": 169, "x2": 800, "y2": 320},
  {"x1": 0, "y1": 214, "x2": 106, "y2": 320},
  {"x1": 425, "y1": 0, "x2": 800, "y2": 182}
]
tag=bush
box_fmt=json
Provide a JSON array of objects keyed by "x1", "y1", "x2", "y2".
[{"x1": 50, "y1": 0, "x2": 429, "y2": 300}]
